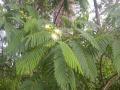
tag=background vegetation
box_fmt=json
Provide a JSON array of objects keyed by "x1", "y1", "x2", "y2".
[{"x1": 0, "y1": 0, "x2": 120, "y2": 90}]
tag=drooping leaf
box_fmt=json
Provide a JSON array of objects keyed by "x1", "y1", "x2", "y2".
[
  {"x1": 69, "y1": 41, "x2": 97, "y2": 81},
  {"x1": 112, "y1": 39, "x2": 120, "y2": 74},
  {"x1": 16, "y1": 47, "x2": 48, "y2": 75},
  {"x1": 54, "y1": 47, "x2": 76, "y2": 90},
  {"x1": 59, "y1": 41, "x2": 83, "y2": 74}
]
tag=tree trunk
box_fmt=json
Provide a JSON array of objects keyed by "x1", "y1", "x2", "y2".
[
  {"x1": 115, "y1": 0, "x2": 119, "y2": 3},
  {"x1": 53, "y1": 0, "x2": 75, "y2": 27},
  {"x1": 53, "y1": 0, "x2": 64, "y2": 27},
  {"x1": 93, "y1": 0, "x2": 101, "y2": 26},
  {"x1": 18, "y1": 0, "x2": 23, "y2": 5}
]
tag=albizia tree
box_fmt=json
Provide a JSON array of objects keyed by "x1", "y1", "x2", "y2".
[{"x1": 0, "y1": 0, "x2": 120, "y2": 90}]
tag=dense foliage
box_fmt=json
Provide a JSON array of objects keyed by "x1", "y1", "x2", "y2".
[{"x1": 0, "y1": 0, "x2": 120, "y2": 90}]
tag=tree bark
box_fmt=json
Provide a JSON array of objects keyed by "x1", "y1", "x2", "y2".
[
  {"x1": 53, "y1": 0, "x2": 64, "y2": 27},
  {"x1": 53, "y1": 0, "x2": 75, "y2": 27},
  {"x1": 18, "y1": 0, "x2": 23, "y2": 5},
  {"x1": 93, "y1": 0, "x2": 101, "y2": 26}
]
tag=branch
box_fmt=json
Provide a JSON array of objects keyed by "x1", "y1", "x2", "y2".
[
  {"x1": 53, "y1": 0, "x2": 64, "y2": 26},
  {"x1": 102, "y1": 74, "x2": 119, "y2": 90}
]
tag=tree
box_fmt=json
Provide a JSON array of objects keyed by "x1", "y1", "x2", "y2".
[{"x1": 0, "y1": 0, "x2": 120, "y2": 90}]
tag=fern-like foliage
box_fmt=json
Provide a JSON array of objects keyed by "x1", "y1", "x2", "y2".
[
  {"x1": 69, "y1": 41, "x2": 97, "y2": 81},
  {"x1": 54, "y1": 47, "x2": 76, "y2": 90},
  {"x1": 16, "y1": 47, "x2": 48, "y2": 75},
  {"x1": 75, "y1": 28, "x2": 100, "y2": 50},
  {"x1": 59, "y1": 41, "x2": 83, "y2": 74},
  {"x1": 19, "y1": 79, "x2": 43, "y2": 90},
  {"x1": 80, "y1": 31, "x2": 100, "y2": 50},
  {"x1": 112, "y1": 39, "x2": 120, "y2": 74},
  {"x1": 6, "y1": 17, "x2": 55, "y2": 75},
  {"x1": 95, "y1": 33, "x2": 112, "y2": 53},
  {"x1": 24, "y1": 31, "x2": 52, "y2": 49},
  {"x1": 6, "y1": 30, "x2": 24, "y2": 55},
  {"x1": 24, "y1": 19, "x2": 39, "y2": 34}
]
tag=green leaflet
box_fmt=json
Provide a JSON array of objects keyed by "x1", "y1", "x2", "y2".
[
  {"x1": 26, "y1": 6, "x2": 39, "y2": 19},
  {"x1": 6, "y1": 30, "x2": 24, "y2": 55},
  {"x1": 24, "y1": 18, "x2": 39, "y2": 34},
  {"x1": 24, "y1": 31, "x2": 52, "y2": 49},
  {"x1": 112, "y1": 39, "x2": 120, "y2": 74},
  {"x1": 16, "y1": 47, "x2": 48, "y2": 75},
  {"x1": 19, "y1": 80, "x2": 43, "y2": 90},
  {"x1": 95, "y1": 34, "x2": 112, "y2": 53},
  {"x1": 59, "y1": 41, "x2": 83, "y2": 74},
  {"x1": 80, "y1": 31, "x2": 100, "y2": 50},
  {"x1": 69, "y1": 41, "x2": 97, "y2": 81},
  {"x1": 54, "y1": 48, "x2": 76, "y2": 90}
]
